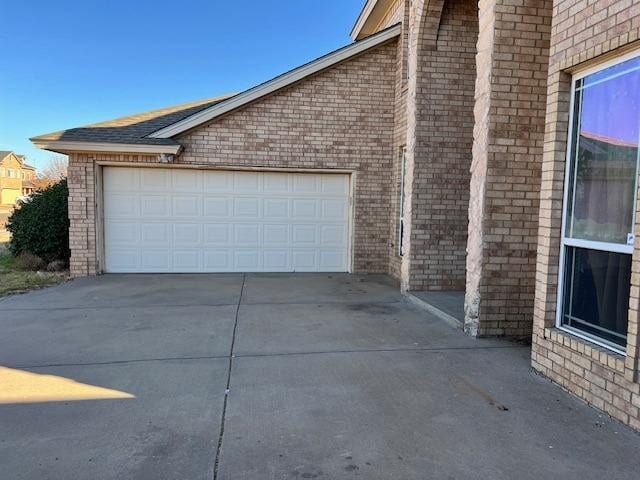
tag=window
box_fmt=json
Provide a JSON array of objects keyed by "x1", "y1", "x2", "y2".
[
  {"x1": 398, "y1": 147, "x2": 407, "y2": 256},
  {"x1": 558, "y1": 52, "x2": 640, "y2": 353}
]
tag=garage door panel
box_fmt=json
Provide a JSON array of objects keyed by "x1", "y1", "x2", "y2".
[
  {"x1": 321, "y1": 175, "x2": 348, "y2": 194},
  {"x1": 263, "y1": 224, "x2": 289, "y2": 245},
  {"x1": 204, "y1": 171, "x2": 233, "y2": 191},
  {"x1": 204, "y1": 250, "x2": 231, "y2": 270},
  {"x1": 104, "y1": 167, "x2": 350, "y2": 273},
  {"x1": 108, "y1": 222, "x2": 140, "y2": 244},
  {"x1": 234, "y1": 197, "x2": 260, "y2": 217},
  {"x1": 104, "y1": 167, "x2": 139, "y2": 191},
  {"x1": 292, "y1": 199, "x2": 318, "y2": 219},
  {"x1": 263, "y1": 198, "x2": 289, "y2": 218},
  {"x1": 293, "y1": 225, "x2": 317, "y2": 244},
  {"x1": 204, "y1": 224, "x2": 230, "y2": 244},
  {"x1": 234, "y1": 172, "x2": 260, "y2": 192},
  {"x1": 235, "y1": 250, "x2": 260, "y2": 270},
  {"x1": 172, "y1": 196, "x2": 200, "y2": 217},
  {"x1": 263, "y1": 173, "x2": 289, "y2": 193},
  {"x1": 263, "y1": 249, "x2": 289, "y2": 270},
  {"x1": 235, "y1": 224, "x2": 260, "y2": 245},
  {"x1": 321, "y1": 199, "x2": 347, "y2": 221},
  {"x1": 173, "y1": 224, "x2": 201, "y2": 244},
  {"x1": 293, "y1": 174, "x2": 319, "y2": 193},
  {"x1": 105, "y1": 249, "x2": 138, "y2": 271},
  {"x1": 320, "y1": 250, "x2": 345, "y2": 269},
  {"x1": 140, "y1": 248, "x2": 171, "y2": 272},
  {"x1": 141, "y1": 195, "x2": 169, "y2": 216},
  {"x1": 292, "y1": 250, "x2": 317, "y2": 270},
  {"x1": 173, "y1": 250, "x2": 201, "y2": 270},
  {"x1": 320, "y1": 225, "x2": 346, "y2": 245},
  {"x1": 141, "y1": 224, "x2": 169, "y2": 244},
  {"x1": 173, "y1": 170, "x2": 201, "y2": 191},
  {"x1": 104, "y1": 194, "x2": 139, "y2": 217},
  {"x1": 140, "y1": 169, "x2": 169, "y2": 190},
  {"x1": 204, "y1": 197, "x2": 230, "y2": 217}
]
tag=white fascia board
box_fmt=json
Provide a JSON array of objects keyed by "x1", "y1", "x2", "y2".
[
  {"x1": 31, "y1": 140, "x2": 182, "y2": 155},
  {"x1": 350, "y1": 0, "x2": 379, "y2": 40},
  {"x1": 148, "y1": 23, "x2": 401, "y2": 139}
]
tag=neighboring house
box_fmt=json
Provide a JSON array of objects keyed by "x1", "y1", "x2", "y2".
[
  {"x1": 32, "y1": 0, "x2": 640, "y2": 431},
  {"x1": 0, "y1": 151, "x2": 36, "y2": 205},
  {"x1": 19, "y1": 158, "x2": 36, "y2": 196}
]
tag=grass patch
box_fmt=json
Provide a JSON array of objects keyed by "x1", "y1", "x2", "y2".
[{"x1": 0, "y1": 243, "x2": 67, "y2": 296}]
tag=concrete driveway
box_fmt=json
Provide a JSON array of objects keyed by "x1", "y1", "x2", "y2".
[{"x1": 0, "y1": 274, "x2": 637, "y2": 479}]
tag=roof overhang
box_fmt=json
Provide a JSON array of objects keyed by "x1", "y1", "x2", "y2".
[
  {"x1": 148, "y1": 23, "x2": 401, "y2": 139},
  {"x1": 350, "y1": 0, "x2": 398, "y2": 40},
  {"x1": 31, "y1": 140, "x2": 183, "y2": 156}
]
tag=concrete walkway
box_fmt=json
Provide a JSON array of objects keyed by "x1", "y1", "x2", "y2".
[{"x1": 0, "y1": 274, "x2": 637, "y2": 479}]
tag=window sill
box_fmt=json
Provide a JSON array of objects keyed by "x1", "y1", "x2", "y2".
[{"x1": 545, "y1": 327, "x2": 627, "y2": 374}]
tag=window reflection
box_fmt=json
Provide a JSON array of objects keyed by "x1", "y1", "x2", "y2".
[{"x1": 566, "y1": 57, "x2": 640, "y2": 244}]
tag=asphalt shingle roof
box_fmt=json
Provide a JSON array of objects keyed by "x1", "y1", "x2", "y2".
[{"x1": 30, "y1": 95, "x2": 233, "y2": 146}]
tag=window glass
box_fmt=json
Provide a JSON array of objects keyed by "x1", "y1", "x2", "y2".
[
  {"x1": 562, "y1": 247, "x2": 630, "y2": 347},
  {"x1": 561, "y1": 54, "x2": 640, "y2": 351},
  {"x1": 565, "y1": 56, "x2": 640, "y2": 244}
]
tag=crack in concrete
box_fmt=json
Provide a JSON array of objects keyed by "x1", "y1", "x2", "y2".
[
  {"x1": 9, "y1": 344, "x2": 527, "y2": 371},
  {"x1": 213, "y1": 273, "x2": 245, "y2": 480},
  {"x1": 0, "y1": 300, "x2": 405, "y2": 311}
]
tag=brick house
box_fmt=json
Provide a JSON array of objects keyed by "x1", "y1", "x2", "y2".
[
  {"x1": 32, "y1": 0, "x2": 640, "y2": 431},
  {"x1": 0, "y1": 151, "x2": 36, "y2": 205}
]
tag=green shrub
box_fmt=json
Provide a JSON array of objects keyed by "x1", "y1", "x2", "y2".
[{"x1": 7, "y1": 179, "x2": 70, "y2": 263}]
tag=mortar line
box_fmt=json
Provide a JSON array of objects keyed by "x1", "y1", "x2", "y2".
[
  {"x1": 213, "y1": 273, "x2": 245, "y2": 480},
  {"x1": 9, "y1": 344, "x2": 528, "y2": 370}
]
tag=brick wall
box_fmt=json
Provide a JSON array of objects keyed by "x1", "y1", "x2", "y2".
[
  {"x1": 533, "y1": 0, "x2": 640, "y2": 431},
  {"x1": 465, "y1": 0, "x2": 552, "y2": 336},
  {"x1": 402, "y1": 0, "x2": 478, "y2": 292},
  {"x1": 65, "y1": 40, "x2": 398, "y2": 277},
  {"x1": 386, "y1": 1, "x2": 410, "y2": 279}
]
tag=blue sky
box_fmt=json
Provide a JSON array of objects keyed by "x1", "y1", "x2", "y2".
[{"x1": 0, "y1": 0, "x2": 363, "y2": 170}]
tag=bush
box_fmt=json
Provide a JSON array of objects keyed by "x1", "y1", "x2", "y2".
[
  {"x1": 46, "y1": 259, "x2": 67, "y2": 272},
  {"x1": 13, "y1": 252, "x2": 46, "y2": 271},
  {"x1": 7, "y1": 179, "x2": 70, "y2": 263}
]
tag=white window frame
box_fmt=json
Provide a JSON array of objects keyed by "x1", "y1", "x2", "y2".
[
  {"x1": 398, "y1": 147, "x2": 407, "y2": 256},
  {"x1": 556, "y1": 48, "x2": 640, "y2": 356}
]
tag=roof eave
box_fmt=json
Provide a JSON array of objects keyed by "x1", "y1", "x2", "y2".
[
  {"x1": 31, "y1": 139, "x2": 183, "y2": 156},
  {"x1": 350, "y1": 0, "x2": 398, "y2": 41},
  {"x1": 148, "y1": 23, "x2": 402, "y2": 139},
  {"x1": 350, "y1": 0, "x2": 379, "y2": 40}
]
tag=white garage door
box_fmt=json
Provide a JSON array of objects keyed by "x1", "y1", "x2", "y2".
[{"x1": 103, "y1": 167, "x2": 351, "y2": 273}]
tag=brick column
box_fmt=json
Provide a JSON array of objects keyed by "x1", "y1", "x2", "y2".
[
  {"x1": 401, "y1": 0, "x2": 478, "y2": 292},
  {"x1": 67, "y1": 153, "x2": 97, "y2": 277},
  {"x1": 465, "y1": 0, "x2": 552, "y2": 336}
]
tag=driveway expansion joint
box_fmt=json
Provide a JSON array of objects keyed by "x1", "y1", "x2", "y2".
[{"x1": 213, "y1": 273, "x2": 246, "y2": 480}]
